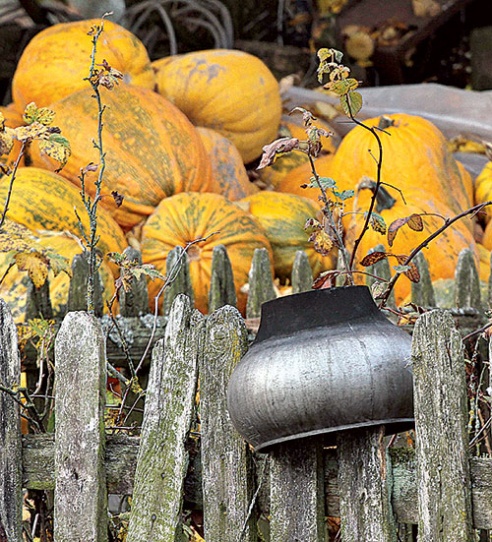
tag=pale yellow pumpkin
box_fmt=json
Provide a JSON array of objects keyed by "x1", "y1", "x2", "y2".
[
  {"x1": 152, "y1": 49, "x2": 282, "y2": 164},
  {"x1": 11, "y1": 18, "x2": 155, "y2": 112}
]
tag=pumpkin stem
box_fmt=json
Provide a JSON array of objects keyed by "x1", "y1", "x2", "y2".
[
  {"x1": 377, "y1": 116, "x2": 396, "y2": 130},
  {"x1": 359, "y1": 179, "x2": 397, "y2": 212}
]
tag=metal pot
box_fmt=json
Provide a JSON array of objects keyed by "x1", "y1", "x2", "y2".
[{"x1": 227, "y1": 285, "x2": 414, "y2": 452}]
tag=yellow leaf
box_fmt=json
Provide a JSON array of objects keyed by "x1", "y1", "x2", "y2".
[
  {"x1": 23, "y1": 102, "x2": 56, "y2": 126},
  {"x1": 309, "y1": 228, "x2": 334, "y2": 256},
  {"x1": 14, "y1": 251, "x2": 50, "y2": 288},
  {"x1": 38, "y1": 136, "x2": 71, "y2": 170},
  {"x1": 14, "y1": 122, "x2": 49, "y2": 142},
  {"x1": 0, "y1": 128, "x2": 14, "y2": 157}
]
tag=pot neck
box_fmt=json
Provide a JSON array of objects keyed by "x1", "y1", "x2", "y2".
[{"x1": 255, "y1": 286, "x2": 383, "y2": 342}]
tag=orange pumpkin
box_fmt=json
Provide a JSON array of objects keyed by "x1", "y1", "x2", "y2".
[
  {"x1": 343, "y1": 186, "x2": 480, "y2": 304},
  {"x1": 0, "y1": 166, "x2": 127, "y2": 275},
  {"x1": 0, "y1": 103, "x2": 25, "y2": 167},
  {"x1": 140, "y1": 192, "x2": 273, "y2": 314},
  {"x1": 329, "y1": 113, "x2": 474, "y2": 222},
  {"x1": 240, "y1": 191, "x2": 337, "y2": 280},
  {"x1": 273, "y1": 152, "x2": 336, "y2": 204},
  {"x1": 152, "y1": 49, "x2": 282, "y2": 164},
  {"x1": 196, "y1": 126, "x2": 259, "y2": 200},
  {"x1": 256, "y1": 114, "x2": 338, "y2": 192},
  {"x1": 11, "y1": 18, "x2": 155, "y2": 112},
  {"x1": 28, "y1": 84, "x2": 214, "y2": 230},
  {"x1": 474, "y1": 161, "x2": 492, "y2": 224}
]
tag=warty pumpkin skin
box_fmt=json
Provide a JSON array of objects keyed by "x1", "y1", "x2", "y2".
[
  {"x1": 196, "y1": 127, "x2": 259, "y2": 200},
  {"x1": 0, "y1": 231, "x2": 116, "y2": 323},
  {"x1": 152, "y1": 49, "x2": 282, "y2": 164},
  {"x1": 329, "y1": 113, "x2": 474, "y2": 223},
  {"x1": 344, "y1": 186, "x2": 480, "y2": 305},
  {"x1": 0, "y1": 167, "x2": 127, "y2": 275},
  {"x1": 239, "y1": 191, "x2": 337, "y2": 281},
  {"x1": 28, "y1": 85, "x2": 214, "y2": 230},
  {"x1": 140, "y1": 191, "x2": 274, "y2": 315},
  {"x1": 11, "y1": 18, "x2": 155, "y2": 112}
]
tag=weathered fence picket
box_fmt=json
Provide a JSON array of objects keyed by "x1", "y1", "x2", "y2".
[
  {"x1": 1, "y1": 244, "x2": 492, "y2": 541},
  {"x1": 53, "y1": 312, "x2": 108, "y2": 542},
  {"x1": 337, "y1": 427, "x2": 397, "y2": 542},
  {"x1": 127, "y1": 295, "x2": 202, "y2": 542},
  {"x1": 199, "y1": 305, "x2": 256, "y2": 541},
  {"x1": 412, "y1": 310, "x2": 475, "y2": 542},
  {"x1": 0, "y1": 300, "x2": 22, "y2": 542},
  {"x1": 269, "y1": 438, "x2": 326, "y2": 541},
  {"x1": 246, "y1": 247, "x2": 276, "y2": 319}
]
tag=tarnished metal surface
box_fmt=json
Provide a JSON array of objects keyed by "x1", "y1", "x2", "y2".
[{"x1": 227, "y1": 286, "x2": 414, "y2": 451}]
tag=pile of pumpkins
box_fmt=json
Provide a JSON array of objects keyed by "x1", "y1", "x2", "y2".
[{"x1": 1, "y1": 17, "x2": 491, "y2": 321}]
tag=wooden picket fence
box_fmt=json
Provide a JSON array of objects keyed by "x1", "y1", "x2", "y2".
[{"x1": 1, "y1": 243, "x2": 492, "y2": 541}]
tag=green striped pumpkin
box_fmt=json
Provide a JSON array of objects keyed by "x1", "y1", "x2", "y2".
[{"x1": 140, "y1": 191, "x2": 273, "y2": 314}]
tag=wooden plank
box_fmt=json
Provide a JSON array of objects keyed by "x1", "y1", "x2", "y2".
[
  {"x1": 337, "y1": 427, "x2": 397, "y2": 542},
  {"x1": 0, "y1": 300, "x2": 23, "y2": 542},
  {"x1": 246, "y1": 247, "x2": 276, "y2": 319},
  {"x1": 162, "y1": 247, "x2": 194, "y2": 317},
  {"x1": 454, "y1": 247, "x2": 482, "y2": 309},
  {"x1": 199, "y1": 304, "x2": 256, "y2": 541},
  {"x1": 126, "y1": 294, "x2": 202, "y2": 542},
  {"x1": 291, "y1": 250, "x2": 313, "y2": 293},
  {"x1": 54, "y1": 311, "x2": 108, "y2": 542},
  {"x1": 412, "y1": 309, "x2": 475, "y2": 541},
  {"x1": 118, "y1": 247, "x2": 149, "y2": 317},
  {"x1": 270, "y1": 438, "x2": 326, "y2": 541},
  {"x1": 67, "y1": 252, "x2": 104, "y2": 316},
  {"x1": 208, "y1": 244, "x2": 237, "y2": 313}
]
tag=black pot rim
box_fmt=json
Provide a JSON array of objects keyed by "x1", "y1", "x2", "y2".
[{"x1": 255, "y1": 285, "x2": 384, "y2": 343}]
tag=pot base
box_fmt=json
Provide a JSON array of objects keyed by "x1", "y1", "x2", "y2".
[{"x1": 255, "y1": 418, "x2": 415, "y2": 452}]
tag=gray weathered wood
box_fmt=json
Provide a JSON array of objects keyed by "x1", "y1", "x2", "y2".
[
  {"x1": 126, "y1": 294, "x2": 202, "y2": 542},
  {"x1": 455, "y1": 247, "x2": 481, "y2": 309},
  {"x1": 410, "y1": 252, "x2": 436, "y2": 307},
  {"x1": 0, "y1": 300, "x2": 23, "y2": 542},
  {"x1": 163, "y1": 247, "x2": 194, "y2": 318},
  {"x1": 412, "y1": 309, "x2": 475, "y2": 541},
  {"x1": 67, "y1": 252, "x2": 104, "y2": 316},
  {"x1": 208, "y1": 244, "x2": 237, "y2": 313},
  {"x1": 337, "y1": 427, "x2": 397, "y2": 542},
  {"x1": 246, "y1": 247, "x2": 276, "y2": 319},
  {"x1": 199, "y1": 304, "x2": 256, "y2": 541},
  {"x1": 25, "y1": 278, "x2": 53, "y2": 321},
  {"x1": 119, "y1": 247, "x2": 149, "y2": 317},
  {"x1": 291, "y1": 249, "x2": 314, "y2": 293},
  {"x1": 270, "y1": 438, "x2": 326, "y2": 542},
  {"x1": 54, "y1": 311, "x2": 108, "y2": 542}
]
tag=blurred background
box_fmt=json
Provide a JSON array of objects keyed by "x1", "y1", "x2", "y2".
[{"x1": 1, "y1": 0, "x2": 492, "y2": 106}]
